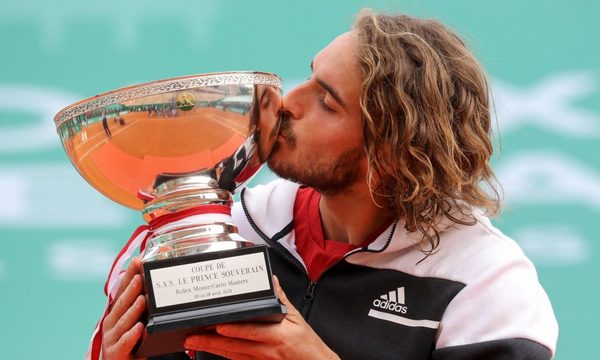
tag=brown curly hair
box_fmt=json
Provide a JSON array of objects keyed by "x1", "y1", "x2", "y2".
[{"x1": 354, "y1": 9, "x2": 501, "y2": 253}]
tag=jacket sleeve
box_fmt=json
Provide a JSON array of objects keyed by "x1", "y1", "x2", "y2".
[
  {"x1": 432, "y1": 338, "x2": 553, "y2": 360},
  {"x1": 431, "y1": 243, "x2": 558, "y2": 359}
]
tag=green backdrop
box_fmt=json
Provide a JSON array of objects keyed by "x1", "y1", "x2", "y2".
[{"x1": 1, "y1": 1, "x2": 598, "y2": 358}]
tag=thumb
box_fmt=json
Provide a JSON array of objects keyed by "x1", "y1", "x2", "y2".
[{"x1": 272, "y1": 275, "x2": 300, "y2": 316}]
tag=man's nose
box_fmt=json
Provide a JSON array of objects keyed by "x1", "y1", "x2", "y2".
[{"x1": 281, "y1": 82, "x2": 307, "y2": 119}]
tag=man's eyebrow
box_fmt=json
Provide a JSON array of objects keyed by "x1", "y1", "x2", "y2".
[
  {"x1": 316, "y1": 79, "x2": 346, "y2": 108},
  {"x1": 310, "y1": 60, "x2": 346, "y2": 108}
]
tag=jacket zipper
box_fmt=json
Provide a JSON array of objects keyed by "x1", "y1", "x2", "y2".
[
  {"x1": 296, "y1": 222, "x2": 397, "y2": 317},
  {"x1": 300, "y1": 281, "x2": 318, "y2": 316}
]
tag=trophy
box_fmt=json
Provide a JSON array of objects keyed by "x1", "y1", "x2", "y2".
[{"x1": 54, "y1": 72, "x2": 287, "y2": 357}]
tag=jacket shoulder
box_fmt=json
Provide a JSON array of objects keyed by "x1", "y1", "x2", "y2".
[{"x1": 232, "y1": 179, "x2": 299, "y2": 241}]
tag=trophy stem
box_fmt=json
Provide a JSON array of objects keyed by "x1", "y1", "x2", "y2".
[{"x1": 140, "y1": 174, "x2": 253, "y2": 263}]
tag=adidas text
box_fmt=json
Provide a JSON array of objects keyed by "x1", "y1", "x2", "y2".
[{"x1": 373, "y1": 299, "x2": 408, "y2": 314}]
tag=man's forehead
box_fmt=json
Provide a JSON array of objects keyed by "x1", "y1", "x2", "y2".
[
  {"x1": 311, "y1": 31, "x2": 361, "y2": 102},
  {"x1": 313, "y1": 31, "x2": 358, "y2": 66}
]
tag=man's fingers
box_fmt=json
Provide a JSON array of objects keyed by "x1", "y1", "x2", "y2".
[
  {"x1": 185, "y1": 334, "x2": 262, "y2": 360},
  {"x1": 114, "y1": 257, "x2": 142, "y2": 300},
  {"x1": 104, "y1": 274, "x2": 143, "y2": 331},
  {"x1": 114, "y1": 295, "x2": 146, "y2": 339},
  {"x1": 273, "y1": 275, "x2": 290, "y2": 306},
  {"x1": 112, "y1": 321, "x2": 145, "y2": 358},
  {"x1": 193, "y1": 347, "x2": 255, "y2": 360},
  {"x1": 215, "y1": 322, "x2": 277, "y2": 343},
  {"x1": 211, "y1": 276, "x2": 298, "y2": 344},
  {"x1": 104, "y1": 292, "x2": 145, "y2": 346},
  {"x1": 273, "y1": 275, "x2": 301, "y2": 318}
]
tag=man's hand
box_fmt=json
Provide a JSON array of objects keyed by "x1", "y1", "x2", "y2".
[
  {"x1": 184, "y1": 276, "x2": 340, "y2": 360},
  {"x1": 101, "y1": 257, "x2": 147, "y2": 360}
]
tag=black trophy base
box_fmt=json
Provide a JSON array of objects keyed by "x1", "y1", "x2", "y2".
[
  {"x1": 135, "y1": 297, "x2": 287, "y2": 357},
  {"x1": 135, "y1": 293, "x2": 286, "y2": 357},
  {"x1": 135, "y1": 245, "x2": 286, "y2": 357}
]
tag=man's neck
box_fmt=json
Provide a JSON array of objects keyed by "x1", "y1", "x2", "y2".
[{"x1": 318, "y1": 183, "x2": 394, "y2": 246}]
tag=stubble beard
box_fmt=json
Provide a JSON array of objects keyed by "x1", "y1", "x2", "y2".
[{"x1": 266, "y1": 120, "x2": 365, "y2": 196}]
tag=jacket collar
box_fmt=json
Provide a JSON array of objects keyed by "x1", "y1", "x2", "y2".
[{"x1": 241, "y1": 179, "x2": 476, "y2": 256}]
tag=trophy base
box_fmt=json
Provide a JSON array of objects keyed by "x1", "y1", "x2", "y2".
[
  {"x1": 135, "y1": 245, "x2": 287, "y2": 358},
  {"x1": 135, "y1": 296, "x2": 286, "y2": 357}
]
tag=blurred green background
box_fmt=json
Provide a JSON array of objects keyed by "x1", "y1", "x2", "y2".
[{"x1": 0, "y1": 0, "x2": 598, "y2": 358}]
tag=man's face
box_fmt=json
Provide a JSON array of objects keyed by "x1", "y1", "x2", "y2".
[{"x1": 267, "y1": 32, "x2": 366, "y2": 195}]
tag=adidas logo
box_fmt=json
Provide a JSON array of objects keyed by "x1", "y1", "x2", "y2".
[
  {"x1": 372, "y1": 287, "x2": 408, "y2": 314},
  {"x1": 368, "y1": 286, "x2": 439, "y2": 329}
]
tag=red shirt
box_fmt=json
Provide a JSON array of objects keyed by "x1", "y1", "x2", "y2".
[{"x1": 293, "y1": 187, "x2": 387, "y2": 281}]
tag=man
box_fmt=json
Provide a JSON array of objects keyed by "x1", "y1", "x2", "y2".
[{"x1": 100, "y1": 9, "x2": 558, "y2": 359}]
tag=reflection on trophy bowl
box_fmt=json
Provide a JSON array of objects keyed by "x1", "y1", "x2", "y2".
[
  {"x1": 54, "y1": 72, "x2": 286, "y2": 357},
  {"x1": 54, "y1": 72, "x2": 282, "y2": 211}
]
